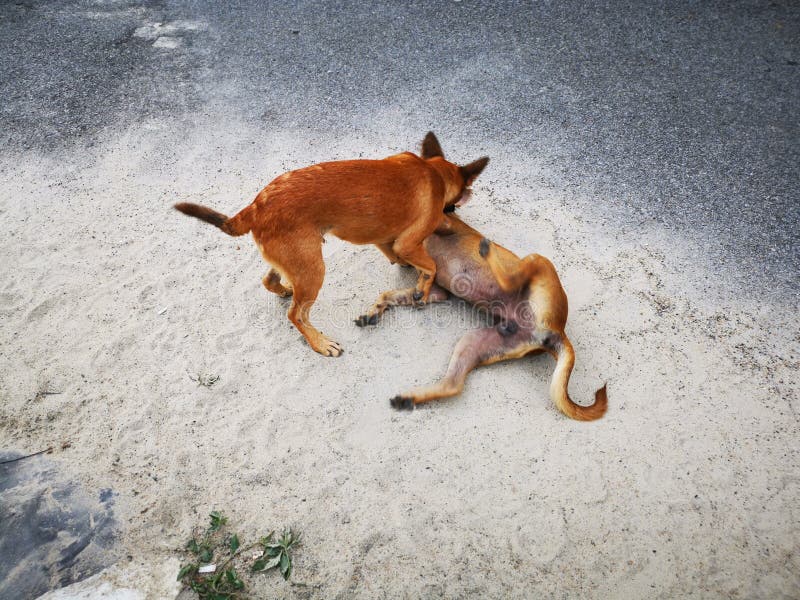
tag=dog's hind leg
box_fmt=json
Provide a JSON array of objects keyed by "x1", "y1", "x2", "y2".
[
  {"x1": 375, "y1": 243, "x2": 410, "y2": 267},
  {"x1": 262, "y1": 268, "x2": 293, "y2": 297},
  {"x1": 355, "y1": 284, "x2": 448, "y2": 327},
  {"x1": 256, "y1": 232, "x2": 342, "y2": 357},
  {"x1": 389, "y1": 326, "x2": 532, "y2": 409},
  {"x1": 288, "y1": 257, "x2": 343, "y2": 357},
  {"x1": 255, "y1": 238, "x2": 293, "y2": 298}
]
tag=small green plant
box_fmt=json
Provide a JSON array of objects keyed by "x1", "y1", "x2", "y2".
[
  {"x1": 252, "y1": 530, "x2": 301, "y2": 580},
  {"x1": 177, "y1": 511, "x2": 300, "y2": 599},
  {"x1": 209, "y1": 510, "x2": 228, "y2": 531}
]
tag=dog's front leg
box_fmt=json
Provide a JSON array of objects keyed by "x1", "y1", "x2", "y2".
[
  {"x1": 391, "y1": 241, "x2": 437, "y2": 302},
  {"x1": 354, "y1": 284, "x2": 448, "y2": 327}
]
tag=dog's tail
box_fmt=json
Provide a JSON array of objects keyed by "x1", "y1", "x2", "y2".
[
  {"x1": 549, "y1": 333, "x2": 607, "y2": 421},
  {"x1": 174, "y1": 202, "x2": 253, "y2": 236}
]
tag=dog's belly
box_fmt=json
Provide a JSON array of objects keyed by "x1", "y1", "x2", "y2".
[
  {"x1": 426, "y1": 238, "x2": 503, "y2": 304},
  {"x1": 426, "y1": 233, "x2": 533, "y2": 326},
  {"x1": 329, "y1": 225, "x2": 396, "y2": 245},
  {"x1": 435, "y1": 257, "x2": 498, "y2": 304},
  {"x1": 326, "y1": 209, "x2": 415, "y2": 245}
]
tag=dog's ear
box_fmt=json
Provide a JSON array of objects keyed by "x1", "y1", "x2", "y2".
[
  {"x1": 421, "y1": 131, "x2": 444, "y2": 159},
  {"x1": 460, "y1": 157, "x2": 489, "y2": 186}
]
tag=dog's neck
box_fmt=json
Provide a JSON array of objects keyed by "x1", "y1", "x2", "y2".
[{"x1": 426, "y1": 159, "x2": 461, "y2": 205}]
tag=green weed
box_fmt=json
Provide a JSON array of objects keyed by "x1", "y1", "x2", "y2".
[{"x1": 177, "y1": 511, "x2": 300, "y2": 599}]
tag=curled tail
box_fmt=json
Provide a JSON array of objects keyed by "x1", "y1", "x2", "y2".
[
  {"x1": 549, "y1": 334, "x2": 607, "y2": 421},
  {"x1": 174, "y1": 202, "x2": 252, "y2": 236}
]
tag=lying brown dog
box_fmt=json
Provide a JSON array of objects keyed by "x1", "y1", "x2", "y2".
[
  {"x1": 175, "y1": 133, "x2": 488, "y2": 356},
  {"x1": 357, "y1": 213, "x2": 607, "y2": 420}
]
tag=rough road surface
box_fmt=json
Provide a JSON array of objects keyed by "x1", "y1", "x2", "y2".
[{"x1": 1, "y1": 1, "x2": 798, "y2": 598}]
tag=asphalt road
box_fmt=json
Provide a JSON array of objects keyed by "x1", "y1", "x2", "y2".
[{"x1": 2, "y1": 0, "x2": 798, "y2": 298}]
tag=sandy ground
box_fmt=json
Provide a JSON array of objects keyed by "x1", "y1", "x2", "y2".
[
  {"x1": 2, "y1": 0, "x2": 799, "y2": 597},
  {"x1": 1, "y1": 118, "x2": 798, "y2": 598}
]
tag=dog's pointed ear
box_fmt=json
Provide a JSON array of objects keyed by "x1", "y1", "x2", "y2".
[
  {"x1": 421, "y1": 131, "x2": 444, "y2": 159},
  {"x1": 460, "y1": 157, "x2": 489, "y2": 186}
]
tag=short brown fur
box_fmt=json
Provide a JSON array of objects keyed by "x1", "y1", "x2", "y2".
[
  {"x1": 175, "y1": 133, "x2": 488, "y2": 356},
  {"x1": 358, "y1": 214, "x2": 607, "y2": 420}
]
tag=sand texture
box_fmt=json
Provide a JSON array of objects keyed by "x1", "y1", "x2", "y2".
[{"x1": 1, "y1": 120, "x2": 798, "y2": 598}]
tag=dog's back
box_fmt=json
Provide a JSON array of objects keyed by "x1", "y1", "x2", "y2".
[{"x1": 252, "y1": 154, "x2": 444, "y2": 244}]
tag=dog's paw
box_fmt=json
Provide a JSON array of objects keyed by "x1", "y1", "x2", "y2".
[
  {"x1": 354, "y1": 313, "x2": 379, "y2": 327},
  {"x1": 479, "y1": 238, "x2": 491, "y2": 258},
  {"x1": 390, "y1": 395, "x2": 415, "y2": 411},
  {"x1": 314, "y1": 337, "x2": 343, "y2": 357}
]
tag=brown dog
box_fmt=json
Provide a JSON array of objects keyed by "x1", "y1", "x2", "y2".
[
  {"x1": 175, "y1": 133, "x2": 488, "y2": 356},
  {"x1": 357, "y1": 213, "x2": 607, "y2": 420}
]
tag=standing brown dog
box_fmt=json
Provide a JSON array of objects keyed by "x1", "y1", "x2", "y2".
[
  {"x1": 357, "y1": 213, "x2": 607, "y2": 420},
  {"x1": 175, "y1": 133, "x2": 488, "y2": 356}
]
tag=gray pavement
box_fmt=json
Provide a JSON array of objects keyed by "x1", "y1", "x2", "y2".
[
  {"x1": 0, "y1": 453, "x2": 117, "y2": 600},
  {"x1": 1, "y1": 0, "x2": 798, "y2": 297}
]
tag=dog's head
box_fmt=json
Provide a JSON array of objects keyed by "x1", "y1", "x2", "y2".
[{"x1": 420, "y1": 132, "x2": 489, "y2": 213}]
